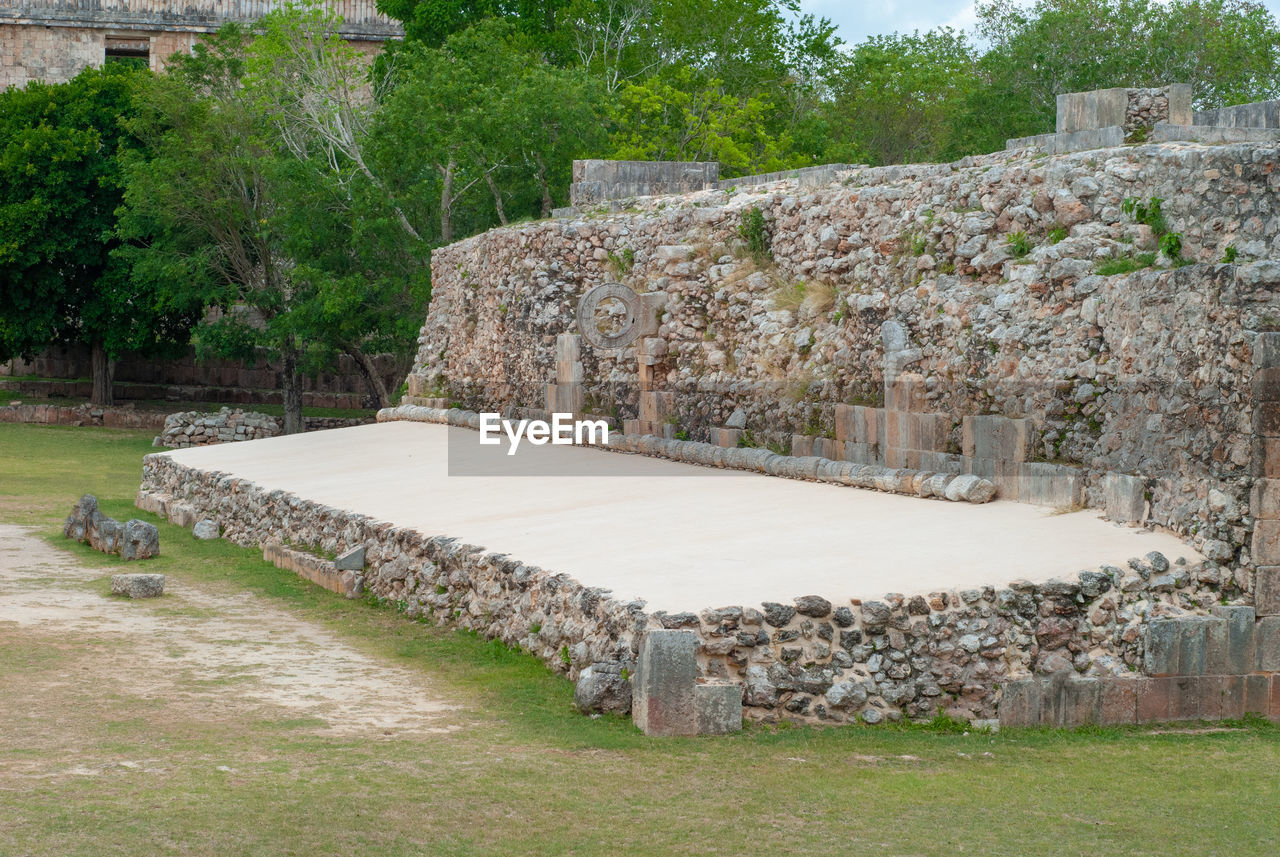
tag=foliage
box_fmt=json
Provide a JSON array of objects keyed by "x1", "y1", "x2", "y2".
[
  {"x1": 823, "y1": 28, "x2": 978, "y2": 166},
  {"x1": 1047, "y1": 225, "x2": 1068, "y2": 244},
  {"x1": 1159, "y1": 231, "x2": 1186, "y2": 263},
  {"x1": 0, "y1": 65, "x2": 200, "y2": 405},
  {"x1": 1121, "y1": 196, "x2": 1170, "y2": 236},
  {"x1": 1222, "y1": 245, "x2": 1239, "y2": 263},
  {"x1": 1005, "y1": 231, "x2": 1033, "y2": 258},
  {"x1": 738, "y1": 206, "x2": 771, "y2": 261},
  {"x1": 1096, "y1": 252, "x2": 1158, "y2": 275}
]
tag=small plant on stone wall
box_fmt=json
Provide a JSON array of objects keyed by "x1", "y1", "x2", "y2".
[
  {"x1": 1046, "y1": 224, "x2": 1068, "y2": 244},
  {"x1": 1221, "y1": 245, "x2": 1239, "y2": 263},
  {"x1": 738, "y1": 206, "x2": 771, "y2": 262},
  {"x1": 1159, "y1": 231, "x2": 1186, "y2": 264},
  {"x1": 1121, "y1": 196, "x2": 1169, "y2": 237},
  {"x1": 1005, "y1": 230, "x2": 1032, "y2": 258},
  {"x1": 606, "y1": 246, "x2": 635, "y2": 278}
]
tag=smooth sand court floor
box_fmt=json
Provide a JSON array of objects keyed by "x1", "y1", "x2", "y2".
[{"x1": 160, "y1": 421, "x2": 1201, "y2": 613}]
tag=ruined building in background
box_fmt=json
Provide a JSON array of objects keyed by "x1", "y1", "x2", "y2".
[{"x1": 0, "y1": 0, "x2": 401, "y2": 90}]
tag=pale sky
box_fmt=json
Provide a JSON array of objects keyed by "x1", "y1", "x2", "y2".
[{"x1": 802, "y1": 0, "x2": 1280, "y2": 44}]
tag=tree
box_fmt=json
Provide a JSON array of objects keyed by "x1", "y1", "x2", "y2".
[
  {"x1": 824, "y1": 29, "x2": 977, "y2": 166},
  {"x1": 950, "y1": 0, "x2": 1280, "y2": 155},
  {"x1": 608, "y1": 68, "x2": 794, "y2": 175},
  {"x1": 0, "y1": 65, "x2": 198, "y2": 406}
]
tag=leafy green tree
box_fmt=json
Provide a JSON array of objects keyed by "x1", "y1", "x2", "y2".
[
  {"x1": 824, "y1": 28, "x2": 977, "y2": 166},
  {"x1": 0, "y1": 65, "x2": 199, "y2": 406},
  {"x1": 609, "y1": 68, "x2": 794, "y2": 175}
]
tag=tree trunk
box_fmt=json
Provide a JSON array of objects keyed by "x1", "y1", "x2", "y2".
[
  {"x1": 280, "y1": 349, "x2": 304, "y2": 435},
  {"x1": 90, "y1": 340, "x2": 116, "y2": 407},
  {"x1": 438, "y1": 160, "x2": 454, "y2": 244},
  {"x1": 485, "y1": 170, "x2": 508, "y2": 225},
  {"x1": 347, "y1": 345, "x2": 391, "y2": 409},
  {"x1": 535, "y1": 153, "x2": 553, "y2": 219}
]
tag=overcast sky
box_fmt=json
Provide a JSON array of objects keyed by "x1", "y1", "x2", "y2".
[{"x1": 802, "y1": 0, "x2": 1280, "y2": 44}]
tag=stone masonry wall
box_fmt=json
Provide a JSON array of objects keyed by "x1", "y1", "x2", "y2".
[
  {"x1": 409, "y1": 141, "x2": 1280, "y2": 572},
  {"x1": 139, "y1": 445, "x2": 1237, "y2": 726}
]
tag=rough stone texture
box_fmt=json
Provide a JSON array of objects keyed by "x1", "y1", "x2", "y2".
[
  {"x1": 633, "y1": 630, "x2": 699, "y2": 736},
  {"x1": 571, "y1": 160, "x2": 719, "y2": 207},
  {"x1": 1055, "y1": 86, "x2": 1191, "y2": 135},
  {"x1": 574, "y1": 662, "x2": 634, "y2": 715},
  {"x1": 335, "y1": 544, "x2": 366, "y2": 570},
  {"x1": 192, "y1": 519, "x2": 219, "y2": 540},
  {"x1": 140, "y1": 454, "x2": 1231, "y2": 727},
  {"x1": 694, "y1": 682, "x2": 744, "y2": 734},
  {"x1": 407, "y1": 140, "x2": 1279, "y2": 568},
  {"x1": 157, "y1": 408, "x2": 281, "y2": 449},
  {"x1": 110, "y1": 573, "x2": 165, "y2": 598},
  {"x1": 64, "y1": 494, "x2": 159, "y2": 560}
]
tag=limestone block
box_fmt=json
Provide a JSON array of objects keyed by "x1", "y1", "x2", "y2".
[
  {"x1": 335, "y1": 545, "x2": 366, "y2": 571},
  {"x1": 1017, "y1": 462, "x2": 1084, "y2": 508},
  {"x1": 884, "y1": 373, "x2": 927, "y2": 413},
  {"x1": 1044, "y1": 676, "x2": 1101, "y2": 727},
  {"x1": 1252, "y1": 519, "x2": 1280, "y2": 566},
  {"x1": 1253, "y1": 568, "x2": 1280, "y2": 617},
  {"x1": 192, "y1": 519, "x2": 219, "y2": 540},
  {"x1": 997, "y1": 678, "x2": 1043, "y2": 728},
  {"x1": 638, "y1": 391, "x2": 673, "y2": 424},
  {"x1": 1144, "y1": 619, "x2": 1183, "y2": 676},
  {"x1": 1256, "y1": 616, "x2": 1280, "y2": 672},
  {"x1": 1254, "y1": 331, "x2": 1280, "y2": 369},
  {"x1": 111, "y1": 573, "x2": 165, "y2": 599},
  {"x1": 791, "y1": 435, "x2": 814, "y2": 457},
  {"x1": 574, "y1": 662, "x2": 633, "y2": 715},
  {"x1": 1103, "y1": 472, "x2": 1146, "y2": 524},
  {"x1": 1212, "y1": 605, "x2": 1257, "y2": 674},
  {"x1": 633, "y1": 630, "x2": 698, "y2": 737},
  {"x1": 713, "y1": 428, "x2": 741, "y2": 448},
  {"x1": 1253, "y1": 402, "x2": 1280, "y2": 438},
  {"x1": 694, "y1": 682, "x2": 743, "y2": 735},
  {"x1": 1251, "y1": 479, "x2": 1280, "y2": 520},
  {"x1": 962, "y1": 415, "x2": 1033, "y2": 462},
  {"x1": 1057, "y1": 87, "x2": 1128, "y2": 133},
  {"x1": 1136, "y1": 676, "x2": 1172, "y2": 722},
  {"x1": 1097, "y1": 679, "x2": 1139, "y2": 725}
]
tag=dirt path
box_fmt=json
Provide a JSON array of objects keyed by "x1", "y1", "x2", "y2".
[{"x1": 0, "y1": 524, "x2": 459, "y2": 742}]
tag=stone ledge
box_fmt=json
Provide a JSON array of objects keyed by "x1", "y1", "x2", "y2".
[{"x1": 376, "y1": 404, "x2": 997, "y2": 505}]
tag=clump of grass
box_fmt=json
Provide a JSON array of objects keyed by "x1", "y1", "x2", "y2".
[
  {"x1": 1096, "y1": 252, "x2": 1157, "y2": 276},
  {"x1": 1046, "y1": 224, "x2": 1068, "y2": 244}
]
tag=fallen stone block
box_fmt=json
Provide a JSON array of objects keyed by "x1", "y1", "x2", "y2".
[
  {"x1": 192, "y1": 519, "x2": 219, "y2": 540},
  {"x1": 64, "y1": 494, "x2": 159, "y2": 561},
  {"x1": 111, "y1": 573, "x2": 165, "y2": 599},
  {"x1": 574, "y1": 662, "x2": 633, "y2": 715}
]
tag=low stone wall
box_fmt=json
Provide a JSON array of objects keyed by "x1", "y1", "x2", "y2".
[
  {"x1": 0, "y1": 402, "x2": 166, "y2": 430},
  {"x1": 1055, "y1": 85, "x2": 1191, "y2": 134},
  {"x1": 157, "y1": 408, "x2": 280, "y2": 448},
  {"x1": 139, "y1": 441, "x2": 1244, "y2": 727},
  {"x1": 570, "y1": 160, "x2": 720, "y2": 207},
  {"x1": 156, "y1": 408, "x2": 375, "y2": 446},
  {"x1": 1195, "y1": 98, "x2": 1280, "y2": 129}
]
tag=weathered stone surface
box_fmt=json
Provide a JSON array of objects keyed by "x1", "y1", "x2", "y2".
[
  {"x1": 794, "y1": 595, "x2": 832, "y2": 617},
  {"x1": 1211, "y1": 605, "x2": 1257, "y2": 675},
  {"x1": 632, "y1": 630, "x2": 699, "y2": 736},
  {"x1": 694, "y1": 682, "x2": 743, "y2": 735},
  {"x1": 761, "y1": 602, "x2": 796, "y2": 627},
  {"x1": 574, "y1": 662, "x2": 633, "y2": 715},
  {"x1": 192, "y1": 519, "x2": 219, "y2": 540},
  {"x1": 335, "y1": 544, "x2": 366, "y2": 571},
  {"x1": 110, "y1": 573, "x2": 165, "y2": 599},
  {"x1": 1255, "y1": 567, "x2": 1280, "y2": 616}
]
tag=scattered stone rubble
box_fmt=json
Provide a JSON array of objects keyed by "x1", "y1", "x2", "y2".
[{"x1": 64, "y1": 494, "x2": 159, "y2": 561}]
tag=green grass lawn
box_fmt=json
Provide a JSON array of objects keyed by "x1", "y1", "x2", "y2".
[{"x1": 0, "y1": 422, "x2": 1277, "y2": 856}]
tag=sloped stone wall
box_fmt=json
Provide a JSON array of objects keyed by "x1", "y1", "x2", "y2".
[{"x1": 408, "y1": 141, "x2": 1280, "y2": 572}]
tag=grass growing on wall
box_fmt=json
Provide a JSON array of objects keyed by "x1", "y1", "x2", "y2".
[{"x1": 1, "y1": 422, "x2": 1279, "y2": 856}]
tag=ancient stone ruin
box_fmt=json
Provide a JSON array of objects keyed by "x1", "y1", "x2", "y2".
[
  {"x1": 65, "y1": 494, "x2": 159, "y2": 560},
  {"x1": 138, "y1": 84, "x2": 1280, "y2": 733}
]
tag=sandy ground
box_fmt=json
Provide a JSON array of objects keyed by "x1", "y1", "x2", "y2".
[
  {"x1": 0, "y1": 524, "x2": 457, "y2": 744},
  {"x1": 163, "y1": 421, "x2": 1203, "y2": 612}
]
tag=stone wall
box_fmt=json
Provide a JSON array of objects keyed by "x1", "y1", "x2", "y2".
[
  {"x1": 570, "y1": 160, "x2": 721, "y2": 207},
  {"x1": 155, "y1": 407, "x2": 373, "y2": 446},
  {"x1": 138, "y1": 445, "x2": 1243, "y2": 726},
  {"x1": 1055, "y1": 85, "x2": 1192, "y2": 134},
  {"x1": 0, "y1": 401, "x2": 166, "y2": 430},
  {"x1": 407, "y1": 140, "x2": 1280, "y2": 572},
  {"x1": 1195, "y1": 99, "x2": 1280, "y2": 129}
]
